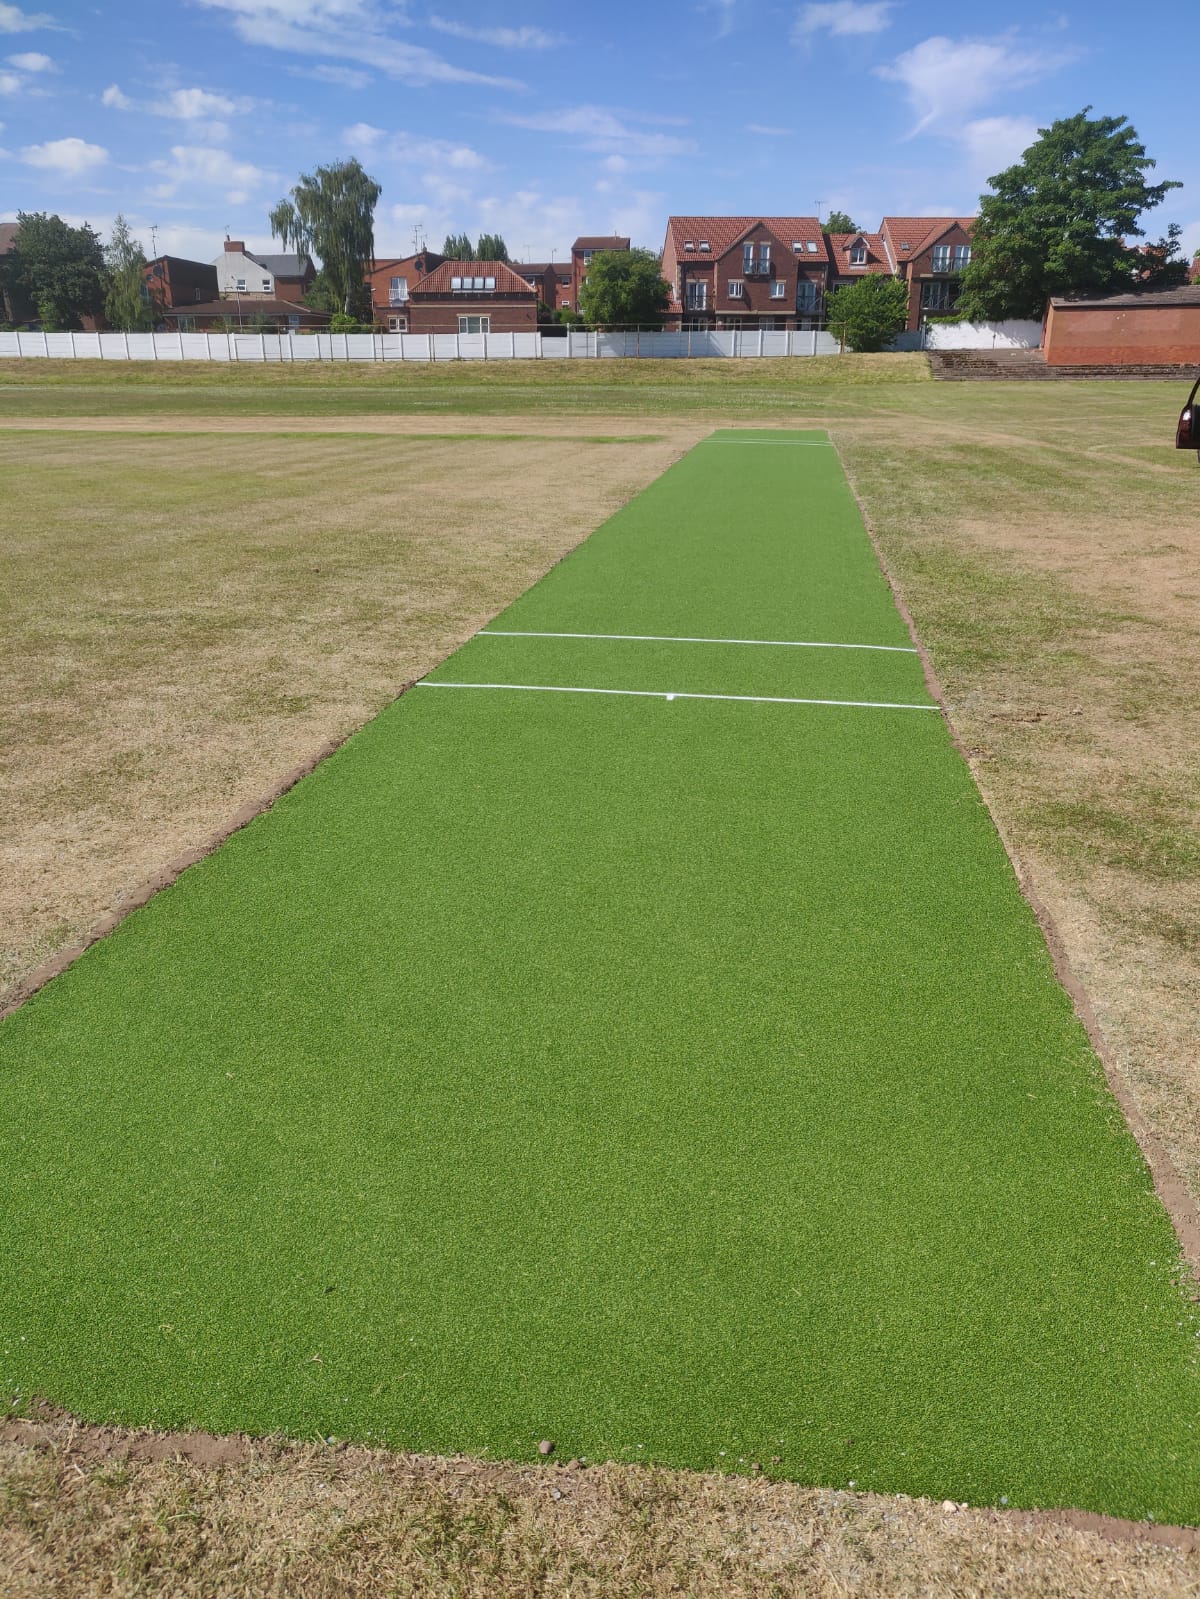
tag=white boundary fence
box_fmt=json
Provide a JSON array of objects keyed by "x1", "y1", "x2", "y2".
[
  {"x1": 0, "y1": 320, "x2": 1042, "y2": 363},
  {"x1": 0, "y1": 327, "x2": 844, "y2": 363}
]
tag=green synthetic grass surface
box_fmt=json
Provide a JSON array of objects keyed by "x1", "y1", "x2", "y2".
[{"x1": 4, "y1": 429, "x2": 1200, "y2": 1523}]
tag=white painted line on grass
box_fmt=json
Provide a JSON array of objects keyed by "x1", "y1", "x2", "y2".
[
  {"x1": 478, "y1": 629, "x2": 917, "y2": 654},
  {"x1": 697, "y1": 440, "x2": 834, "y2": 447},
  {"x1": 418, "y1": 681, "x2": 939, "y2": 712}
]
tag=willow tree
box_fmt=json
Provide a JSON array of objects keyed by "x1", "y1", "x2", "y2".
[{"x1": 269, "y1": 158, "x2": 381, "y2": 318}]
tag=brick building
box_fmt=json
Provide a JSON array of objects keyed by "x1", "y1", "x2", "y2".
[
  {"x1": 662, "y1": 216, "x2": 828, "y2": 330},
  {"x1": 561, "y1": 236, "x2": 630, "y2": 312},
  {"x1": 142, "y1": 255, "x2": 219, "y2": 316},
  {"x1": 404, "y1": 260, "x2": 538, "y2": 335},
  {"x1": 215, "y1": 240, "x2": 316, "y2": 302},
  {"x1": 825, "y1": 230, "x2": 891, "y2": 290},
  {"x1": 878, "y1": 217, "x2": 974, "y2": 330},
  {"x1": 1043, "y1": 283, "x2": 1200, "y2": 366},
  {"x1": 365, "y1": 250, "x2": 446, "y2": 330}
]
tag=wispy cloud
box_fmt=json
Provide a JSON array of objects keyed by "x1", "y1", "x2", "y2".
[
  {"x1": 0, "y1": 66, "x2": 19, "y2": 90},
  {"x1": 154, "y1": 86, "x2": 241, "y2": 119},
  {"x1": 498, "y1": 105, "x2": 697, "y2": 163},
  {"x1": 288, "y1": 61, "x2": 371, "y2": 87},
  {"x1": 745, "y1": 122, "x2": 791, "y2": 136},
  {"x1": 7, "y1": 47, "x2": 53, "y2": 67},
  {"x1": 794, "y1": 1, "x2": 893, "y2": 39},
  {"x1": 22, "y1": 135, "x2": 107, "y2": 173},
  {"x1": 101, "y1": 82, "x2": 131, "y2": 108},
  {"x1": 343, "y1": 120, "x2": 493, "y2": 171},
  {"x1": 195, "y1": 0, "x2": 525, "y2": 89},
  {"x1": 876, "y1": 33, "x2": 1075, "y2": 136},
  {"x1": 428, "y1": 17, "x2": 564, "y2": 49},
  {"x1": 0, "y1": 3, "x2": 56, "y2": 32}
]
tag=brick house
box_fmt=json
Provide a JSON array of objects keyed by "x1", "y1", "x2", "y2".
[
  {"x1": 825, "y1": 230, "x2": 891, "y2": 290},
  {"x1": 404, "y1": 260, "x2": 538, "y2": 335},
  {"x1": 142, "y1": 255, "x2": 219, "y2": 318},
  {"x1": 511, "y1": 261, "x2": 560, "y2": 316},
  {"x1": 215, "y1": 239, "x2": 316, "y2": 302},
  {"x1": 157, "y1": 297, "x2": 331, "y2": 332},
  {"x1": 661, "y1": 217, "x2": 828, "y2": 330},
  {"x1": 563, "y1": 235, "x2": 631, "y2": 312},
  {"x1": 878, "y1": 217, "x2": 975, "y2": 330},
  {"x1": 365, "y1": 250, "x2": 446, "y2": 330}
]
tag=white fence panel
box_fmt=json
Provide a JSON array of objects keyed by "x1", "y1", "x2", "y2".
[
  {"x1": 540, "y1": 336, "x2": 571, "y2": 358},
  {"x1": 924, "y1": 319, "x2": 1042, "y2": 350}
]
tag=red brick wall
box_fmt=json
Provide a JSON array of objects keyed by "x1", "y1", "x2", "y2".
[
  {"x1": 902, "y1": 223, "x2": 973, "y2": 330},
  {"x1": 405, "y1": 299, "x2": 538, "y2": 335},
  {"x1": 1044, "y1": 302, "x2": 1200, "y2": 365}
]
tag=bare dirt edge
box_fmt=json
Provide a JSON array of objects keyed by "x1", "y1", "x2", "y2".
[
  {"x1": 3, "y1": 428, "x2": 1198, "y2": 1549},
  {"x1": 844, "y1": 452, "x2": 1200, "y2": 1265}
]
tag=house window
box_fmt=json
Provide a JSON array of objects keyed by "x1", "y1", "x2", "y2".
[
  {"x1": 921, "y1": 279, "x2": 959, "y2": 313},
  {"x1": 235, "y1": 278, "x2": 246, "y2": 291},
  {"x1": 770, "y1": 280, "x2": 786, "y2": 298},
  {"x1": 458, "y1": 315, "x2": 491, "y2": 334},
  {"x1": 685, "y1": 280, "x2": 708, "y2": 311},
  {"x1": 388, "y1": 315, "x2": 407, "y2": 332},
  {"x1": 390, "y1": 276, "x2": 408, "y2": 303},
  {"x1": 953, "y1": 244, "x2": 971, "y2": 269},
  {"x1": 195, "y1": 288, "x2": 203, "y2": 301},
  {"x1": 582, "y1": 250, "x2": 593, "y2": 265},
  {"x1": 849, "y1": 244, "x2": 867, "y2": 265},
  {"x1": 797, "y1": 280, "x2": 820, "y2": 311},
  {"x1": 261, "y1": 278, "x2": 271, "y2": 291},
  {"x1": 792, "y1": 241, "x2": 802, "y2": 252},
  {"x1": 684, "y1": 240, "x2": 695, "y2": 251},
  {"x1": 806, "y1": 240, "x2": 819, "y2": 253},
  {"x1": 727, "y1": 280, "x2": 744, "y2": 298},
  {"x1": 900, "y1": 241, "x2": 910, "y2": 251},
  {"x1": 931, "y1": 245, "x2": 951, "y2": 272},
  {"x1": 698, "y1": 240, "x2": 710, "y2": 252},
  {"x1": 743, "y1": 242, "x2": 770, "y2": 274}
]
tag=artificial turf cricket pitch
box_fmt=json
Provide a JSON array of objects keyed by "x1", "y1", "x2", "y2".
[{"x1": 3, "y1": 428, "x2": 1200, "y2": 1523}]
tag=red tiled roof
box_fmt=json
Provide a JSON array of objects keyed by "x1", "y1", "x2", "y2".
[
  {"x1": 826, "y1": 232, "x2": 891, "y2": 274},
  {"x1": 573, "y1": 236, "x2": 630, "y2": 250},
  {"x1": 159, "y1": 297, "x2": 330, "y2": 320},
  {"x1": 666, "y1": 216, "x2": 825, "y2": 258},
  {"x1": 413, "y1": 260, "x2": 536, "y2": 296},
  {"x1": 880, "y1": 216, "x2": 974, "y2": 258}
]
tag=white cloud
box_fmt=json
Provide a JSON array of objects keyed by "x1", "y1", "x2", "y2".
[
  {"x1": 7, "y1": 48, "x2": 51, "y2": 67},
  {"x1": 22, "y1": 135, "x2": 107, "y2": 173},
  {"x1": 195, "y1": 0, "x2": 524, "y2": 89},
  {"x1": 289, "y1": 62, "x2": 370, "y2": 87},
  {"x1": 794, "y1": 1, "x2": 892, "y2": 38},
  {"x1": 960, "y1": 114, "x2": 1038, "y2": 179},
  {"x1": 154, "y1": 86, "x2": 238, "y2": 119},
  {"x1": 745, "y1": 123, "x2": 790, "y2": 136},
  {"x1": 0, "y1": 67, "x2": 19, "y2": 91},
  {"x1": 148, "y1": 143, "x2": 276, "y2": 202},
  {"x1": 0, "y1": 4, "x2": 55, "y2": 32},
  {"x1": 428, "y1": 16, "x2": 563, "y2": 49},
  {"x1": 499, "y1": 105, "x2": 697, "y2": 163},
  {"x1": 101, "y1": 82, "x2": 132, "y2": 108},
  {"x1": 343, "y1": 119, "x2": 383, "y2": 148},
  {"x1": 876, "y1": 34, "x2": 1074, "y2": 136}
]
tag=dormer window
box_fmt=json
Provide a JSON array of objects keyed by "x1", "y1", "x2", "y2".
[{"x1": 849, "y1": 243, "x2": 867, "y2": 265}]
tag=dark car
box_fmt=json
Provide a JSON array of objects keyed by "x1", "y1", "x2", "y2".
[{"x1": 1178, "y1": 375, "x2": 1200, "y2": 452}]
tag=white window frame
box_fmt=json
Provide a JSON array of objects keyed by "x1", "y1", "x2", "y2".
[
  {"x1": 806, "y1": 240, "x2": 819, "y2": 254},
  {"x1": 743, "y1": 242, "x2": 770, "y2": 274},
  {"x1": 698, "y1": 240, "x2": 710, "y2": 252},
  {"x1": 685, "y1": 279, "x2": 708, "y2": 311},
  {"x1": 458, "y1": 314, "x2": 491, "y2": 334},
  {"x1": 235, "y1": 278, "x2": 246, "y2": 291},
  {"x1": 931, "y1": 245, "x2": 952, "y2": 272},
  {"x1": 261, "y1": 278, "x2": 271, "y2": 292},
  {"x1": 390, "y1": 276, "x2": 409, "y2": 304},
  {"x1": 727, "y1": 280, "x2": 744, "y2": 298},
  {"x1": 953, "y1": 244, "x2": 971, "y2": 269},
  {"x1": 849, "y1": 244, "x2": 867, "y2": 265},
  {"x1": 769, "y1": 279, "x2": 786, "y2": 299}
]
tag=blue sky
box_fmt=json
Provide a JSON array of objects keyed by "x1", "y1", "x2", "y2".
[{"x1": 2, "y1": 0, "x2": 1197, "y2": 268}]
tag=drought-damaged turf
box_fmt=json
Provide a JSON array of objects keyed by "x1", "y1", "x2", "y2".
[{"x1": 3, "y1": 429, "x2": 1200, "y2": 1525}]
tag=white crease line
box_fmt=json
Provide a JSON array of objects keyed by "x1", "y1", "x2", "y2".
[
  {"x1": 418, "y1": 682, "x2": 938, "y2": 712},
  {"x1": 697, "y1": 440, "x2": 833, "y2": 446},
  {"x1": 478, "y1": 629, "x2": 917, "y2": 654}
]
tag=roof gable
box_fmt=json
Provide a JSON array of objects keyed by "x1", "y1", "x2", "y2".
[
  {"x1": 412, "y1": 259, "x2": 537, "y2": 296},
  {"x1": 666, "y1": 216, "x2": 824, "y2": 260}
]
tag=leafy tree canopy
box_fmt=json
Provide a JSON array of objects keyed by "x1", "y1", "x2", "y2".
[
  {"x1": 441, "y1": 232, "x2": 510, "y2": 261},
  {"x1": 269, "y1": 158, "x2": 380, "y2": 318},
  {"x1": 7, "y1": 211, "x2": 106, "y2": 330},
  {"x1": 956, "y1": 108, "x2": 1182, "y2": 320},
  {"x1": 577, "y1": 247, "x2": 669, "y2": 327},
  {"x1": 103, "y1": 215, "x2": 155, "y2": 332},
  {"x1": 824, "y1": 273, "x2": 908, "y2": 352},
  {"x1": 822, "y1": 211, "x2": 859, "y2": 235}
]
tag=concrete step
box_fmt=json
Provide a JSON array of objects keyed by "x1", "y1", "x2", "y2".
[{"x1": 929, "y1": 349, "x2": 1196, "y2": 381}]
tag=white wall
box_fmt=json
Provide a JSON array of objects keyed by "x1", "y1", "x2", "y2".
[
  {"x1": 215, "y1": 250, "x2": 274, "y2": 298},
  {"x1": 924, "y1": 320, "x2": 1043, "y2": 350}
]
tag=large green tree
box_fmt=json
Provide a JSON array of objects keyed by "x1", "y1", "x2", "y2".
[
  {"x1": 824, "y1": 273, "x2": 908, "y2": 352},
  {"x1": 6, "y1": 211, "x2": 106, "y2": 330},
  {"x1": 956, "y1": 108, "x2": 1182, "y2": 320},
  {"x1": 442, "y1": 232, "x2": 474, "y2": 259},
  {"x1": 269, "y1": 158, "x2": 381, "y2": 318},
  {"x1": 103, "y1": 215, "x2": 155, "y2": 332},
  {"x1": 577, "y1": 247, "x2": 669, "y2": 327},
  {"x1": 822, "y1": 211, "x2": 859, "y2": 235},
  {"x1": 441, "y1": 232, "x2": 509, "y2": 262}
]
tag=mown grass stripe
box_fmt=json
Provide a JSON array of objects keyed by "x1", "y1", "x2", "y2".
[
  {"x1": 478, "y1": 629, "x2": 919, "y2": 654},
  {"x1": 417, "y1": 680, "x2": 941, "y2": 711}
]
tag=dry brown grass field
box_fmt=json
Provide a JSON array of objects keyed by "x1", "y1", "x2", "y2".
[{"x1": 2, "y1": 360, "x2": 1199, "y2": 1595}]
